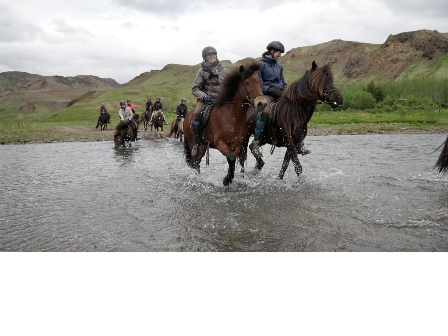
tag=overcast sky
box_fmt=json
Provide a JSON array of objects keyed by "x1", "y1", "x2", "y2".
[{"x1": 1, "y1": 0, "x2": 447, "y2": 84}]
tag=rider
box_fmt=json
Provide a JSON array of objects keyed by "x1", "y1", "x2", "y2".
[
  {"x1": 143, "y1": 98, "x2": 153, "y2": 120},
  {"x1": 191, "y1": 46, "x2": 227, "y2": 159},
  {"x1": 100, "y1": 103, "x2": 110, "y2": 122},
  {"x1": 250, "y1": 41, "x2": 287, "y2": 158},
  {"x1": 119, "y1": 100, "x2": 138, "y2": 141},
  {"x1": 250, "y1": 41, "x2": 310, "y2": 157},
  {"x1": 126, "y1": 98, "x2": 136, "y2": 114},
  {"x1": 175, "y1": 98, "x2": 188, "y2": 131},
  {"x1": 150, "y1": 96, "x2": 168, "y2": 125}
]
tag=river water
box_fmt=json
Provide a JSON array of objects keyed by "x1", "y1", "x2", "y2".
[{"x1": 1, "y1": 134, "x2": 447, "y2": 251}]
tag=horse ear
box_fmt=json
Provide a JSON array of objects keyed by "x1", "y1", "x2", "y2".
[
  {"x1": 312, "y1": 61, "x2": 318, "y2": 71},
  {"x1": 239, "y1": 65, "x2": 245, "y2": 73}
]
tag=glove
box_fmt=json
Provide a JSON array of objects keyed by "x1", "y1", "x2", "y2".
[
  {"x1": 267, "y1": 88, "x2": 283, "y2": 98},
  {"x1": 203, "y1": 95, "x2": 212, "y2": 102}
]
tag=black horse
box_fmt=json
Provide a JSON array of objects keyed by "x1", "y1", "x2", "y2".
[
  {"x1": 238, "y1": 61, "x2": 343, "y2": 179},
  {"x1": 96, "y1": 112, "x2": 110, "y2": 131},
  {"x1": 435, "y1": 135, "x2": 448, "y2": 174}
]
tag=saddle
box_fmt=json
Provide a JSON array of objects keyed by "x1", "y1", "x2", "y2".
[
  {"x1": 198, "y1": 103, "x2": 215, "y2": 138},
  {"x1": 128, "y1": 119, "x2": 137, "y2": 138}
]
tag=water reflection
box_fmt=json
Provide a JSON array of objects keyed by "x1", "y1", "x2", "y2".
[{"x1": 0, "y1": 135, "x2": 447, "y2": 251}]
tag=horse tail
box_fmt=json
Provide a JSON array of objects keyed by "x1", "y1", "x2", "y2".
[
  {"x1": 435, "y1": 134, "x2": 448, "y2": 174},
  {"x1": 183, "y1": 136, "x2": 195, "y2": 168},
  {"x1": 168, "y1": 120, "x2": 174, "y2": 138}
]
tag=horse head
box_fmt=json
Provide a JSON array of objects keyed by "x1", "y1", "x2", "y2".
[
  {"x1": 310, "y1": 61, "x2": 343, "y2": 107},
  {"x1": 216, "y1": 61, "x2": 267, "y2": 112},
  {"x1": 238, "y1": 63, "x2": 267, "y2": 112}
]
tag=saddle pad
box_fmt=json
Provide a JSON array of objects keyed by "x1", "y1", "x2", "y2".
[{"x1": 200, "y1": 103, "x2": 215, "y2": 131}]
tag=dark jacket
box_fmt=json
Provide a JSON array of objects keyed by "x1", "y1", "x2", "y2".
[
  {"x1": 176, "y1": 104, "x2": 188, "y2": 118},
  {"x1": 146, "y1": 101, "x2": 153, "y2": 111},
  {"x1": 258, "y1": 56, "x2": 287, "y2": 95},
  {"x1": 154, "y1": 101, "x2": 162, "y2": 111},
  {"x1": 100, "y1": 106, "x2": 107, "y2": 113}
]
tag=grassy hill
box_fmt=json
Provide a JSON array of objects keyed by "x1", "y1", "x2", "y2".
[{"x1": 1, "y1": 29, "x2": 448, "y2": 137}]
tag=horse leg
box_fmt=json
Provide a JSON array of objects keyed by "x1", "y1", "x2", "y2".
[
  {"x1": 238, "y1": 137, "x2": 249, "y2": 174},
  {"x1": 279, "y1": 149, "x2": 292, "y2": 180},
  {"x1": 223, "y1": 152, "x2": 236, "y2": 186},
  {"x1": 290, "y1": 150, "x2": 303, "y2": 177}
]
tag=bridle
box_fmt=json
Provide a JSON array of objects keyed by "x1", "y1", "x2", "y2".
[
  {"x1": 241, "y1": 79, "x2": 264, "y2": 107},
  {"x1": 322, "y1": 88, "x2": 337, "y2": 105}
]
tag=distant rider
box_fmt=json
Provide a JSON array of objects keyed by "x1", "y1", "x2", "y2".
[
  {"x1": 126, "y1": 98, "x2": 136, "y2": 114},
  {"x1": 119, "y1": 100, "x2": 138, "y2": 141},
  {"x1": 250, "y1": 41, "x2": 310, "y2": 158},
  {"x1": 100, "y1": 103, "x2": 110, "y2": 122},
  {"x1": 150, "y1": 96, "x2": 168, "y2": 125},
  {"x1": 143, "y1": 98, "x2": 153, "y2": 120},
  {"x1": 175, "y1": 98, "x2": 188, "y2": 132},
  {"x1": 190, "y1": 46, "x2": 227, "y2": 159}
]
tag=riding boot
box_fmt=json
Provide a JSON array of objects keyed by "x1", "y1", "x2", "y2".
[
  {"x1": 250, "y1": 119, "x2": 265, "y2": 158},
  {"x1": 191, "y1": 119, "x2": 201, "y2": 159},
  {"x1": 163, "y1": 115, "x2": 168, "y2": 125},
  {"x1": 149, "y1": 115, "x2": 154, "y2": 125}
]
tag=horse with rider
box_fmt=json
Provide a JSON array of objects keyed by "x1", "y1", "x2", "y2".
[{"x1": 185, "y1": 42, "x2": 343, "y2": 183}]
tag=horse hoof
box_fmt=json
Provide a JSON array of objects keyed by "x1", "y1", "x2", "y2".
[{"x1": 223, "y1": 177, "x2": 232, "y2": 186}]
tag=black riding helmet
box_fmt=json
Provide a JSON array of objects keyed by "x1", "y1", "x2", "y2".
[
  {"x1": 266, "y1": 41, "x2": 285, "y2": 53},
  {"x1": 202, "y1": 46, "x2": 217, "y2": 59}
]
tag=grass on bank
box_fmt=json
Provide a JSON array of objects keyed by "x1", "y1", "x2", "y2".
[{"x1": 1, "y1": 107, "x2": 447, "y2": 144}]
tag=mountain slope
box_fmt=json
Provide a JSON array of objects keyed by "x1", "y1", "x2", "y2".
[
  {"x1": 0, "y1": 72, "x2": 119, "y2": 118},
  {"x1": 1, "y1": 29, "x2": 447, "y2": 122}
]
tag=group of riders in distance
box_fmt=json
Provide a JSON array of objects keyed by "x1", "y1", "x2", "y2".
[{"x1": 104, "y1": 41, "x2": 448, "y2": 185}]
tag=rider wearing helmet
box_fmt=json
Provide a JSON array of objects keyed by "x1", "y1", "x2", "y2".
[
  {"x1": 149, "y1": 96, "x2": 168, "y2": 125},
  {"x1": 249, "y1": 41, "x2": 289, "y2": 158},
  {"x1": 119, "y1": 100, "x2": 138, "y2": 140},
  {"x1": 100, "y1": 103, "x2": 107, "y2": 114},
  {"x1": 146, "y1": 98, "x2": 153, "y2": 112},
  {"x1": 190, "y1": 46, "x2": 227, "y2": 159},
  {"x1": 126, "y1": 98, "x2": 136, "y2": 114},
  {"x1": 175, "y1": 98, "x2": 188, "y2": 133}
]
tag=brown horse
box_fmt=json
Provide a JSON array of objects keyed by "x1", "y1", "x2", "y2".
[
  {"x1": 113, "y1": 113, "x2": 140, "y2": 148},
  {"x1": 435, "y1": 134, "x2": 448, "y2": 174},
  {"x1": 168, "y1": 117, "x2": 184, "y2": 141},
  {"x1": 238, "y1": 61, "x2": 343, "y2": 179},
  {"x1": 140, "y1": 108, "x2": 153, "y2": 132},
  {"x1": 96, "y1": 112, "x2": 110, "y2": 131},
  {"x1": 152, "y1": 111, "x2": 164, "y2": 139},
  {"x1": 183, "y1": 61, "x2": 267, "y2": 186}
]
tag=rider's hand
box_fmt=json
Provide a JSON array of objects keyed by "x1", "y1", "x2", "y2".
[{"x1": 203, "y1": 95, "x2": 212, "y2": 102}]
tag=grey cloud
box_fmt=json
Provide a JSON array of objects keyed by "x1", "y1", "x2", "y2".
[
  {"x1": 0, "y1": 5, "x2": 42, "y2": 43},
  {"x1": 113, "y1": 0, "x2": 293, "y2": 15},
  {"x1": 378, "y1": 0, "x2": 448, "y2": 18}
]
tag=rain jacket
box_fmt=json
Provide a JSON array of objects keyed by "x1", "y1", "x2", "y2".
[
  {"x1": 126, "y1": 103, "x2": 136, "y2": 113},
  {"x1": 258, "y1": 56, "x2": 287, "y2": 95},
  {"x1": 119, "y1": 106, "x2": 133, "y2": 121},
  {"x1": 176, "y1": 104, "x2": 188, "y2": 118},
  {"x1": 191, "y1": 63, "x2": 227, "y2": 100},
  {"x1": 154, "y1": 101, "x2": 163, "y2": 111}
]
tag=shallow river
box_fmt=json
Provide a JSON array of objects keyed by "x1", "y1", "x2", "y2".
[{"x1": 1, "y1": 134, "x2": 448, "y2": 251}]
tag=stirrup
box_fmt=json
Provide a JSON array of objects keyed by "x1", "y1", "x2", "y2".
[{"x1": 250, "y1": 140, "x2": 263, "y2": 158}]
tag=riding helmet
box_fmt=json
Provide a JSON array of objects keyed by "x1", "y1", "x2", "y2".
[
  {"x1": 181, "y1": 98, "x2": 186, "y2": 102},
  {"x1": 157, "y1": 96, "x2": 161, "y2": 100},
  {"x1": 119, "y1": 100, "x2": 126, "y2": 105},
  {"x1": 266, "y1": 41, "x2": 285, "y2": 53},
  {"x1": 101, "y1": 103, "x2": 105, "y2": 105},
  {"x1": 127, "y1": 98, "x2": 131, "y2": 102},
  {"x1": 202, "y1": 46, "x2": 217, "y2": 59}
]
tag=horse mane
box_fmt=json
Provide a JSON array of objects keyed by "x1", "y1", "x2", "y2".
[
  {"x1": 215, "y1": 61, "x2": 262, "y2": 108},
  {"x1": 435, "y1": 134, "x2": 448, "y2": 174},
  {"x1": 276, "y1": 63, "x2": 333, "y2": 140}
]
